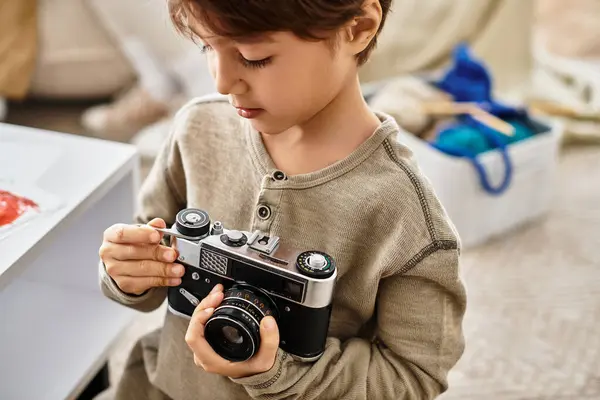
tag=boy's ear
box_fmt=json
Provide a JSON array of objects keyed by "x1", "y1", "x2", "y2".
[{"x1": 343, "y1": 0, "x2": 383, "y2": 55}]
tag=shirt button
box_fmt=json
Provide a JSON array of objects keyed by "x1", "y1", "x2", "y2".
[
  {"x1": 257, "y1": 205, "x2": 272, "y2": 220},
  {"x1": 272, "y1": 170, "x2": 287, "y2": 181}
]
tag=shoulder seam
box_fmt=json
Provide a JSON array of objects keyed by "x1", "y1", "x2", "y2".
[
  {"x1": 399, "y1": 240, "x2": 458, "y2": 275},
  {"x1": 382, "y1": 138, "x2": 438, "y2": 242}
]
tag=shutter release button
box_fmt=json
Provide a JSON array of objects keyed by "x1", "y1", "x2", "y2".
[
  {"x1": 220, "y1": 230, "x2": 248, "y2": 247},
  {"x1": 307, "y1": 254, "x2": 327, "y2": 270}
]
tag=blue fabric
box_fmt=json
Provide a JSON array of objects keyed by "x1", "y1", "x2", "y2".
[
  {"x1": 428, "y1": 43, "x2": 539, "y2": 195},
  {"x1": 433, "y1": 43, "x2": 527, "y2": 120}
]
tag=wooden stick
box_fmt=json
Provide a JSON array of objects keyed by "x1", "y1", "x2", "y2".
[
  {"x1": 421, "y1": 101, "x2": 515, "y2": 136},
  {"x1": 469, "y1": 108, "x2": 515, "y2": 137},
  {"x1": 420, "y1": 101, "x2": 475, "y2": 115}
]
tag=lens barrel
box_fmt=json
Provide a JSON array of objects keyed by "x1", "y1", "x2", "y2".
[{"x1": 204, "y1": 285, "x2": 278, "y2": 362}]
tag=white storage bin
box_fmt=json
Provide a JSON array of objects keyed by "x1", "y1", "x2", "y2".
[{"x1": 397, "y1": 119, "x2": 563, "y2": 248}]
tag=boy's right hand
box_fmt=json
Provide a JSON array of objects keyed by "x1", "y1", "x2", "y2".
[{"x1": 99, "y1": 218, "x2": 185, "y2": 295}]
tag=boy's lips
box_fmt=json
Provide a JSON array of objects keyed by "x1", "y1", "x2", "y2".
[{"x1": 234, "y1": 105, "x2": 264, "y2": 119}]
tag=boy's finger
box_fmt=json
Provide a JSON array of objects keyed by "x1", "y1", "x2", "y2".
[
  {"x1": 253, "y1": 316, "x2": 280, "y2": 368},
  {"x1": 109, "y1": 243, "x2": 177, "y2": 263},
  {"x1": 147, "y1": 218, "x2": 167, "y2": 241},
  {"x1": 210, "y1": 284, "x2": 224, "y2": 295},
  {"x1": 109, "y1": 260, "x2": 184, "y2": 278},
  {"x1": 147, "y1": 218, "x2": 166, "y2": 228},
  {"x1": 198, "y1": 291, "x2": 224, "y2": 310},
  {"x1": 186, "y1": 326, "x2": 229, "y2": 370},
  {"x1": 114, "y1": 276, "x2": 182, "y2": 295},
  {"x1": 105, "y1": 223, "x2": 161, "y2": 244},
  {"x1": 188, "y1": 307, "x2": 215, "y2": 339}
]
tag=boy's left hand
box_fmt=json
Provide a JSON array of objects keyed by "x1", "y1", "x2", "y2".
[{"x1": 185, "y1": 284, "x2": 280, "y2": 379}]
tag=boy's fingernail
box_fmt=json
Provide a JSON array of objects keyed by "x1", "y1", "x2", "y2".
[
  {"x1": 171, "y1": 264, "x2": 184, "y2": 277},
  {"x1": 163, "y1": 249, "x2": 176, "y2": 262},
  {"x1": 204, "y1": 307, "x2": 214, "y2": 315},
  {"x1": 210, "y1": 285, "x2": 221, "y2": 294},
  {"x1": 263, "y1": 317, "x2": 275, "y2": 330},
  {"x1": 169, "y1": 278, "x2": 181, "y2": 286}
]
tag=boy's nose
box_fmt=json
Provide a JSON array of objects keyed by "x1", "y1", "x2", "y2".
[{"x1": 212, "y1": 58, "x2": 246, "y2": 96}]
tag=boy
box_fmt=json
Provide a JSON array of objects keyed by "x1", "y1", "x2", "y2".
[{"x1": 97, "y1": 0, "x2": 466, "y2": 399}]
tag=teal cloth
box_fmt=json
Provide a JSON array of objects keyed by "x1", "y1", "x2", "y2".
[{"x1": 434, "y1": 118, "x2": 535, "y2": 156}]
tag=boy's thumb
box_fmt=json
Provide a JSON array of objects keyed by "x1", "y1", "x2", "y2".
[
  {"x1": 147, "y1": 218, "x2": 166, "y2": 242},
  {"x1": 259, "y1": 316, "x2": 280, "y2": 350},
  {"x1": 148, "y1": 218, "x2": 166, "y2": 228}
]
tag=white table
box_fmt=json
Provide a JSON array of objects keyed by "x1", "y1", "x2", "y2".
[{"x1": 0, "y1": 123, "x2": 140, "y2": 399}]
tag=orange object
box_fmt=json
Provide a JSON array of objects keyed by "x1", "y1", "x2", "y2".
[{"x1": 0, "y1": 0, "x2": 38, "y2": 99}]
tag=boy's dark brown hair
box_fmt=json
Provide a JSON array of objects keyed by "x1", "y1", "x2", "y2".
[{"x1": 169, "y1": 0, "x2": 392, "y2": 65}]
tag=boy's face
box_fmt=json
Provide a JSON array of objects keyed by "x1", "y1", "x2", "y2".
[{"x1": 191, "y1": 22, "x2": 358, "y2": 135}]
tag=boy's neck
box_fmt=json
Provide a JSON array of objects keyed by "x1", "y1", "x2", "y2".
[{"x1": 261, "y1": 76, "x2": 381, "y2": 176}]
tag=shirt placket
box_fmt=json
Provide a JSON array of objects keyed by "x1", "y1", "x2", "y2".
[{"x1": 251, "y1": 169, "x2": 287, "y2": 234}]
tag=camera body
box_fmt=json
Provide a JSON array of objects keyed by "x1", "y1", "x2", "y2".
[{"x1": 161, "y1": 208, "x2": 337, "y2": 362}]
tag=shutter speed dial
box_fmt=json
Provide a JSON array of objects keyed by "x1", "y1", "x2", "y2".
[{"x1": 295, "y1": 251, "x2": 335, "y2": 279}]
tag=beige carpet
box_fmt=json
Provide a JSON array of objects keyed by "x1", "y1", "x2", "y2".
[
  {"x1": 440, "y1": 145, "x2": 600, "y2": 399},
  {"x1": 7, "y1": 101, "x2": 600, "y2": 399}
]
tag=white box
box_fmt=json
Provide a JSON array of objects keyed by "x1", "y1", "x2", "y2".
[{"x1": 397, "y1": 119, "x2": 562, "y2": 248}]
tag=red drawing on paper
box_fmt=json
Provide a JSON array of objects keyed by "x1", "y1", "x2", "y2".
[{"x1": 0, "y1": 189, "x2": 40, "y2": 227}]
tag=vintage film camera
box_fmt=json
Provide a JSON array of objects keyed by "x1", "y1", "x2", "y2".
[{"x1": 154, "y1": 208, "x2": 337, "y2": 362}]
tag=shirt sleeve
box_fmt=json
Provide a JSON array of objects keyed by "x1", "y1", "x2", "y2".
[
  {"x1": 98, "y1": 260, "x2": 169, "y2": 313},
  {"x1": 98, "y1": 109, "x2": 189, "y2": 313},
  {"x1": 231, "y1": 246, "x2": 467, "y2": 400}
]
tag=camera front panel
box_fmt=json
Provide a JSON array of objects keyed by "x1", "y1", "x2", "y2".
[
  {"x1": 167, "y1": 253, "x2": 333, "y2": 359},
  {"x1": 164, "y1": 216, "x2": 338, "y2": 361},
  {"x1": 167, "y1": 262, "x2": 229, "y2": 318},
  {"x1": 274, "y1": 297, "x2": 333, "y2": 359}
]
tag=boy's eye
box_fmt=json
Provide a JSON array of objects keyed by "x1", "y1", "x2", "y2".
[
  {"x1": 200, "y1": 44, "x2": 271, "y2": 69},
  {"x1": 238, "y1": 55, "x2": 272, "y2": 69}
]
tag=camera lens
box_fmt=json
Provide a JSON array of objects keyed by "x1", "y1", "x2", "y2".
[
  {"x1": 204, "y1": 285, "x2": 278, "y2": 362},
  {"x1": 222, "y1": 326, "x2": 244, "y2": 345}
]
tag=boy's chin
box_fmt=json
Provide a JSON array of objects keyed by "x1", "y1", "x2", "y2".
[{"x1": 247, "y1": 118, "x2": 289, "y2": 136}]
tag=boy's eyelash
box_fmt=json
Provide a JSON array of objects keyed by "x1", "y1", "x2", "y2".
[
  {"x1": 200, "y1": 45, "x2": 271, "y2": 69},
  {"x1": 239, "y1": 56, "x2": 272, "y2": 69}
]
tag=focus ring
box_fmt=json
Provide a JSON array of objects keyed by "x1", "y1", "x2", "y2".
[{"x1": 224, "y1": 289, "x2": 275, "y2": 318}]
